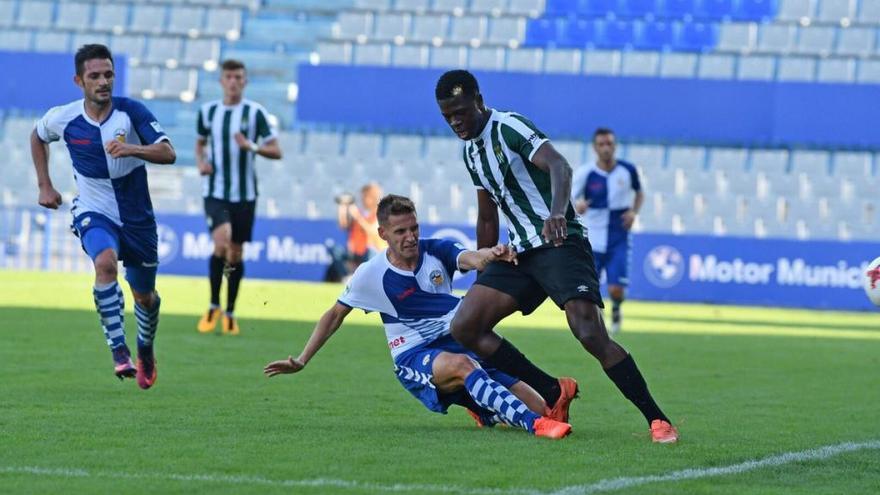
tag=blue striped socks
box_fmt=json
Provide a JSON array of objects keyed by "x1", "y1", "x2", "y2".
[
  {"x1": 94, "y1": 282, "x2": 126, "y2": 350},
  {"x1": 464, "y1": 368, "x2": 541, "y2": 433},
  {"x1": 135, "y1": 294, "x2": 161, "y2": 349}
]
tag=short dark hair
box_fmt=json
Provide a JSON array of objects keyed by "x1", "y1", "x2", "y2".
[
  {"x1": 435, "y1": 70, "x2": 480, "y2": 100},
  {"x1": 593, "y1": 127, "x2": 615, "y2": 142},
  {"x1": 75, "y1": 44, "x2": 114, "y2": 76},
  {"x1": 221, "y1": 59, "x2": 246, "y2": 72},
  {"x1": 377, "y1": 194, "x2": 416, "y2": 225}
]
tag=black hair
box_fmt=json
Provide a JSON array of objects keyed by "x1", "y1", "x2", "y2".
[
  {"x1": 593, "y1": 127, "x2": 615, "y2": 142},
  {"x1": 75, "y1": 44, "x2": 114, "y2": 76},
  {"x1": 221, "y1": 59, "x2": 246, "y2": 72},
  {"x1": 435, "y1": 70, "x2": 480, "y2": 100},
  {"x1": 377, "y1": 194, "x2": 416, "y2": 225}
]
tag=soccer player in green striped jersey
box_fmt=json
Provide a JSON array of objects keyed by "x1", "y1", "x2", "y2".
[
  {"x1": 436, "y1": 70, "x2": 678, "y2": 443},
  {"x1": 195, "y1": 59, "x2": 283, "y2": 336}
]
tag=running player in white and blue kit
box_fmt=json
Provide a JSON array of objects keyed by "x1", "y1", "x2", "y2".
[
  {"x1": 572, "y1": 128, "x2": 644, "y2": 334},
  {"x1": 29, "y1": 45, "x2": 176, "y2": 388},
  {"x1": 264, "y1": 195, "x2": 571, "y2": 439}
]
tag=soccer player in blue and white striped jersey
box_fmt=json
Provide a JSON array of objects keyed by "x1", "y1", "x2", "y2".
[
  {"x1": 572, "y1": 128, "x2": 645, "y2": 334},
  {"x1": 264, "y1": 195, "x2": 571, "y2": 439},
  {"x1": 30, "y1": 45, "x2": 176, "y2": 388}
]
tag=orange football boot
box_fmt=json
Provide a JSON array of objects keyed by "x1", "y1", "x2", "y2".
[
  {"x1": 650, "y1": 420, "x2": 679, "y2": 443},
  {"x1": 197, "y1": 308, "x2": 221, "y2": 333},
  {"x1": 533, "y1": 417, "x2": 572, "y2": 439},
  {"x1": 546, "y1": 377, "x2": 580, "y2": 423}
]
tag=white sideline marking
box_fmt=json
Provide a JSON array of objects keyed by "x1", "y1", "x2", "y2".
[
  {"x1": 2, "y1": 440, "x2": 878, "y2": 494},
  {"x1": 551, "y1": 440, "x2": 880, "y2": 495}
]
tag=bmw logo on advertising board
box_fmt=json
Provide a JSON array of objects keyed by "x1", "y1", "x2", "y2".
[{"x1": 644, "y1": 245, "x2": 684, "y2": 288}]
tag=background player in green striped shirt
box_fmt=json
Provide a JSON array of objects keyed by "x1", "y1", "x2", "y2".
[
  {"x1": 195, "y1": 59, "x2": 282, "y2": 335},
  {"x1": 436, "y1": 70, "x2": 678, "y2": 443}
]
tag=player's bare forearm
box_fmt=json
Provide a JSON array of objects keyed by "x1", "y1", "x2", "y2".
[
  {"x1": 532, "y1": 143, "x2": 572, "y2": 216},
  {"x1": 29, "y1": 130, "x2": 52, "y2": 189},
  {"x1": 296, "y1": 303, "x2": 352, "y2": 366},
  {"x1": 106, "y1": 140, "x2": 176, "y2": 164},
  {"x1": 547, "y1": 157, "x2": 572, "y2": 216},
  {"x1": 633, "y1": 190, "x2": 644, "y2": 214},
  {"x1": 136, "y1": 141, "x2": 176, "y2": 164},
  {"x1": 476, "y1": 189, "x2": 499, "y2": 249},
  {"x1": 459, "y1": 245, "x2": 516, "y2": 271},
  {"x1": 256, "y1": 139, "x2": 282, "y2": 160}
]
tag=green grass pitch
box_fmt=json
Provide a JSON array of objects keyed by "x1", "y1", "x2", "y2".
[{"x1": 1, "y1": 270, "x2": 878, "y2": 494}]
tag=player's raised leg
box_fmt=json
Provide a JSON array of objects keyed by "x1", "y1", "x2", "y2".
[
  {"x1": 80, "y1": 220, "x2": 134, "y2": 380},
  {"x1": 451, "y1": 281, "x2": 578, "y2": 422},
  {"x1": 432, "y1": 352, "x2": 571, "y2": 439}
]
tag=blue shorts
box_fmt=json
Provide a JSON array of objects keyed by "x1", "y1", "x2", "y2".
[
  {"x1": 72, "y1": 212, "x2": 158, "y2": 293},
  {"x1": 393, "y1": 334, "x2": 519, "y2": 414},
  {"x1": 594, "y1": 241, "x2": 631, "y2": 287}
]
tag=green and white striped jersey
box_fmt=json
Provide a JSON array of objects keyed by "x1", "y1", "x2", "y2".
[
  {"x1": 462, "y1": 109, "x2": 583, "y2": 252},
  {"x1": 197, "y1": 99, "x2": 276, "y2": 202}
]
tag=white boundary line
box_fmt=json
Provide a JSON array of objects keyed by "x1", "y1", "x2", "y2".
[
  {"x1": 551, "y1": 440, "x2": 880, "y2": 495},
  {"x1": 2, "y1": 440, "x2": 878, "y2": 494}
]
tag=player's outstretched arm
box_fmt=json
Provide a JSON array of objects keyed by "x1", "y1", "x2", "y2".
[
  {"x1": 30, "y1": 130, "x2": 62, "y2": 209},
  {"x1": 105, "y1": 140, "x2": 176, "y2": 164},
  {"x1": 263, "y1": 302, "x2": 353, "y2": 377},
  {"x1": 458, "y1": 244, "x2": 517, "y2": 272}
]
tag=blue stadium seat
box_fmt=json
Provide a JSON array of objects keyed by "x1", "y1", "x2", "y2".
[
  {"x1": 674, "y1": 21, "x2": 718, "y2": 51},
  {"x1": 525, "y1": 18, "x2": 561, "y2": 46},
  {"x1": 579, "y1": 0, "x2": 621, "y2": 17},
  {"x1": 545, "y1": 0, "x2": 581, "y2": 16},
  {"x1": 559, "y1": 18, "x2": 600, "y2": 47},
  {"x1": 732, "y1": 0, "x2": 777, "y2": 21},
  {"x1": 598, "y1": 20, "x2": 636, "y2": 48},
  {"x1": 636, "y1": 20, "x2": 675, "y2": 49},
  {"x1": 696, "y1": 0, "x2": 734, "y2": 19},
  {"x1": 620, "y1": 0, "x2": 660, "y2": 18},
  {"x1": 661, "y1": 0, "x2": 698, "y2": 18}
]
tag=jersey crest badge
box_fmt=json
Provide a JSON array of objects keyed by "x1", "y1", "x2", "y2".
[
  {"x1": 114, "y1": 128, "x2": 126, "y2": 143},
  {"x1": 493, "y1": 144, "x2": 504, "y2": 163},
  {"x1": 430, "y1": 269, "x2": 444, "y2": 287}
]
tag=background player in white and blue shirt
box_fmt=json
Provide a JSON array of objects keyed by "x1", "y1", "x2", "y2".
[
  {"x1": 264, "y1": 195, "x2": 571, "y2": 439},
  {"x1": 571, "y1": 128, "x2": 644, "y2": 334},
  {"x1": 30, "y1": 45, "x2": 176, "y2": 388}
]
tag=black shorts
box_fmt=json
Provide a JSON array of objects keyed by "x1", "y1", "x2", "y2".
[
  {"x1": 204, "y1": 197, "x2": 256, "y2": 244},
  {"x1": 475, "y1": 237, "x2": 604, "y2": 315}
]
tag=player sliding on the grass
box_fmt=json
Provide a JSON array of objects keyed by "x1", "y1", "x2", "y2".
[
  {"x1": 29, "y1": 44, "x2": 175, "y2": 388},
  {"x1": 264, "y1": 194, "x2": 572, "y2": 439}
]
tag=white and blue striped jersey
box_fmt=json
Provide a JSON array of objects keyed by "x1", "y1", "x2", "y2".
[
  {"x1": 35, "y1": 97, "x2": 170, "y2": 227},
  {"x1": 337, "y1": 239, "x2": 467, "y2": 359},
  {"x1": 571, "y1": 160, "x2": 641, "y2": 253}
]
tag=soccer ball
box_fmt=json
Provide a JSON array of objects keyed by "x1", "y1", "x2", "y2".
[{"x1": 865, "y1": 256, "x2": 880, "y2": 307}]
